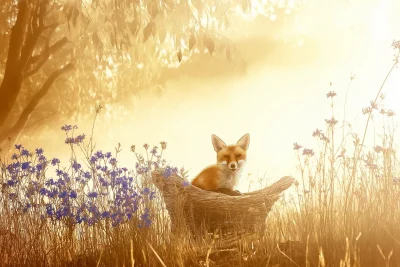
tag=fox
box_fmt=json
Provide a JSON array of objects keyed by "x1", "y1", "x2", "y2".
[{"x1": 191, "y1": 133, "x2": 250, "y2": 196}]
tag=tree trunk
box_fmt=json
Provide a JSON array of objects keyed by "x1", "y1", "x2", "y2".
[
  {"x1": 0, "y1": 0, "x2": 29, "y2": 127},
  {"x1": 0, "y1": 74, "x2": 24, "y2": 127},
  {"x1": 0, "y1": 0, "x2": 72, "y2": 148}
]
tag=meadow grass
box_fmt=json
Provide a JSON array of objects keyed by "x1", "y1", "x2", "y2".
[{"x1": 1, "y1": 42, "x2": 400, "y2": 267}]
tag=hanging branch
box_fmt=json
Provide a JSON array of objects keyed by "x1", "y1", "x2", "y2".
[{"x1": 0, "y1": 63, "x2": 74, "y2": 143}]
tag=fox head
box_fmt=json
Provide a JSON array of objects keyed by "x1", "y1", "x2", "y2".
[{"x1": 211, "y1": 133, "x2": 250, "y2": 171}]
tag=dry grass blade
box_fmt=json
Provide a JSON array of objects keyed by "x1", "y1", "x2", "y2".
[
  {"x1": 130, "y1": 239, "x2": 135, "y2": 267},
  {"x1": 205, "y1": 231, "x2": 219, "y2": 267},
  {"x1": 277, "y1": 243, "x2": 301, "y2": 267},
  {"x1": 147, "y1": 242, "x2": 167, "y2": 267},
  {"x1": 96, "y1": 250, "x2": 103, "y2": 267}
]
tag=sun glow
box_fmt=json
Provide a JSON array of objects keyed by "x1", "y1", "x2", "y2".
[
  {"x1": 233, "y1": 0, "x2": 300, "y2": 20},
  {"x1": 370, "y1": 0, "x2": 392, "y2": 40},
  {"x1": 19, "y1": 0, "x2": 400, "y2": 194}
]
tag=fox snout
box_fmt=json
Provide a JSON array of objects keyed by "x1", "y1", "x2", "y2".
[
  {"x1": 221, "y1": 161, "x2": 238, "y2": 170},
  {"x1": 229, "y1": 162, "x2": 237, "y2": 170},
  {"x1": 223, "y1": 159, "x2": 245, "y2": 170}
]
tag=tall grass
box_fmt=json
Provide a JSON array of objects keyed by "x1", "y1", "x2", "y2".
[{"x1": 0, "y1": 41, "x2": 400, "y2": 266}]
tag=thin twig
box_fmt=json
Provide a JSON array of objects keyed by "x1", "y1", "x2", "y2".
[
  {"x1": 276, "y1": 243, "x2": 300, "y2": 267},
  {"x1": 147, "y1": 242, "x2": 166, "y2": 267},
  {"x1": 130, "y1": 239, "x2": 135, "y2": 267},
  {"x1": 96, "y1": 250, "x2": 103, "y2": 267}
]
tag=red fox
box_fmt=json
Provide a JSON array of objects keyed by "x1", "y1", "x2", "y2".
[{"x1": 191, "y1": 133, "x2": 250, "y2": 196}]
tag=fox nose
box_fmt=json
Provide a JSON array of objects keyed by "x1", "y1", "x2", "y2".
[{"x1": 230, "y1": 163, "x2": 237, "y2": 169}]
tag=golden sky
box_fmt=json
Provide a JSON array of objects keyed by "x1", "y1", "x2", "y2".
[{"x1": 31, "y1": 0, "x2": 400, "y2": 193}]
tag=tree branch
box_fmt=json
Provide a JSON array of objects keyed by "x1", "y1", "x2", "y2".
[
  {"x1": 19, "y1": 1, "x2": 48, "y2": 72},
  {"x1": 24, "y1": 37, "x2": 69, "y2": 78},
  {"x1": 25, "y1": 110, "x2": 58, "y2": 131},
  {"x1": 26, "y1": 23, "x2": 59, "y2": 65},
  {"x1": 0, "y1": 63, "x2": 74, "y2": 143}
]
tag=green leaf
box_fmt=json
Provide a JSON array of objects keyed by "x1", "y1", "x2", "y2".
[
  {"x1": 65, "y1": 5, "x2": 72, "y2": 22},
  {"x1": 189, "y1": 33, "x2": 196, "y2": 51},
  {"x1": 177, "y1": 49, "x2": 182, "y2": 62},
  {"x1": 241, "y1": 0, "x2": 251, "y2": 12},
  {"x1": 224, "y1": 14, "x2": 229, "y2": 29},
  {"x1": 143, "y1": 22, "x2": 153, "y2": 42},
  {"x1": 205, "y1": 36, "x2": 215, "y2": 55},
  {"x1": 72, "y1": 7, "x2": 79, "y2": 27},
  {"x1": 148, "y1": 2, "x2": 159, "y2": 19},
  {"x1": 192, "y1": 0, "x2": 203, "y2": 15},
  {"x1": 110, "y1": 32, "x2": 115, "y2": 48},
  {"x1": 92, "y1": 32, "x2": 100, "y2": 47},
  {"x1": 159, "y1": 27, "x2": 167, "y2": 44},
  {"x1": 130, "y1": 19, "x2": 140, "y2": 37},
  {"x1": 225, "y1": 46, "x2": 232, "y2": 61}
]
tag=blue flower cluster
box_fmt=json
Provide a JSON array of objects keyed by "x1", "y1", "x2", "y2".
[{"x1": 0, "y1": 124, "x2": 182, "y2": 229}]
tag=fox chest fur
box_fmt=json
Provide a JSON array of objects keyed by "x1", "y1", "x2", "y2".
[{"x1": 193, "y1": 164, "x2": 242, "y2": 190}]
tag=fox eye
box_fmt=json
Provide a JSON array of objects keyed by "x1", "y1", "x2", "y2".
[
  {"x1": 223, "y1": 155, "x2": 229, "y2": 159},
  {"x1": 236, "y1": 154, "x2": 242, "y2": 158}
]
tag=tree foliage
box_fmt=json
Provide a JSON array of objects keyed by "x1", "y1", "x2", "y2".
[{"x1": 0, "y1": 0, "x2": 301, "y2": 149}]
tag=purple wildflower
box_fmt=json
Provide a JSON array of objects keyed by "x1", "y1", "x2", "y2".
[
  {"x1": 95, "y1": 151, "x2": 104, "y2": 159},
  {"x1": 61, "y1": 125, "x2": 72, "y2": 132},
  {"x1": 393, "y1": 40, "x2": 400, "y2": 49},
  {"x1": 163, "y1": 166, "x2": 177, "y2": 178},
  {"x1": 325, "y1": 117, "x2": 338, "y2": 126},
  {"x1": 109, "y1": 158, "x2": 117, "y2": 165},
  {"x1": 142, "y1": 187, "x2": 150, "y2": 195},
  {"x1": 150, "y1": 146, "x2": 158, "y2": 156},
  {"x1": 326, "y1": 91, "x2": 336, "y2": 98},
  {"x1": 21, "y1": 162, "x2": 31, "y2": 170},
  {"x1": 387, "y1": 110, "x2": 396, "y2": 117},
  {"x1": 312, "y1": 129, "x2": 322, "y2": 137},
  {"x1": 72, "y1": 161, "x2": 81, "y2": 171},
  {"x1": 302, "y1": 148, "x2": 315, "y2": 157},
  {"x1": 70, "y1": 190, "x2": 78, "y2": 198},
  {"x1": 58, "y1": 191, "x2": 68, "y2": 199},
  {"x1": 65, "y1": 137, "x2": 75, "y2": 144},
  {"x1": 87, "y1": 192, "x2": 98, "y2": 198},
  {"x1": 74, "y1": 134, "x2": 85, "y2": 144},
  {"x1": 51, "y1": 158, "x2": 60, "y2": 166},
  {"x1": 83, "y1": 171, "x2": 91, "y2": 179},
  {"x1": 293, "y1": 142, "x2": 302, "y2": 150},
  {"x1": 21, "y1": 149, "x2": 30, "y2": 156}
]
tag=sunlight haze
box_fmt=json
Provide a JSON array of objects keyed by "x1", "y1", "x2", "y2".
[{"x1": 14, "y1": 0, "x2": 400, "y2": 192}]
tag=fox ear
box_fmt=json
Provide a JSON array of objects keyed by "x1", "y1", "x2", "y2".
[
  {"x1": 236, "y1": 133, "x2": 250, "y2": 150},
  {"x1": 211, "y1": 134, "x2": 227, "y2": 152}
]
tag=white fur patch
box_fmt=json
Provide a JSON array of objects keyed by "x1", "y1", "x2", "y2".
[
  {"x1": 218, "y1": 164, "x2": 242, "y2": 189},
  {"x1": 238, "y1": 159, "x2": 246, "y2": 166},
  {"x1": 220, "y1": 161, "x2": 227, "y2": 165}
]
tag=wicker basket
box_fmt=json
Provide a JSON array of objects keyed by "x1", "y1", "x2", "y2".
[{"x1": 151, "y1": 169, "x2": 295, "y2": 235}]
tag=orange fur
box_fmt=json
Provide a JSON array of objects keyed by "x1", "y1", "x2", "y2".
[{"x1": 191, "y1": 133, "x2": 250, "y2": 191}]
